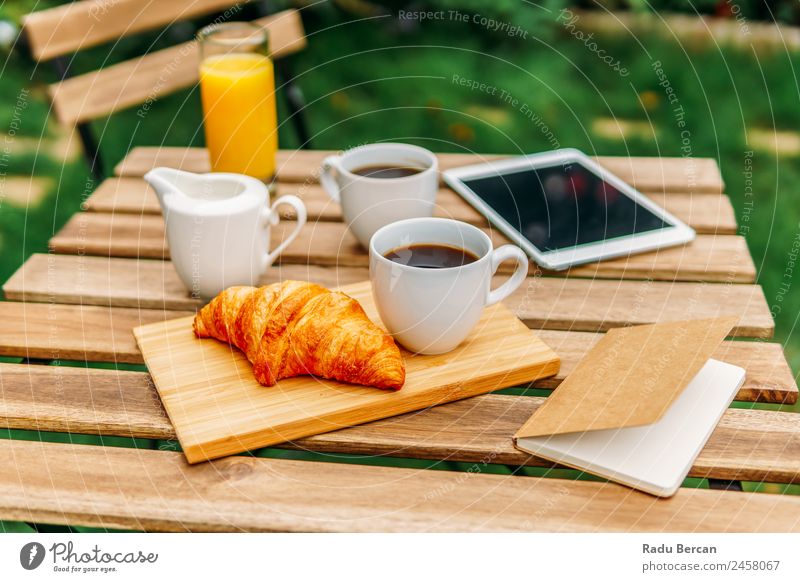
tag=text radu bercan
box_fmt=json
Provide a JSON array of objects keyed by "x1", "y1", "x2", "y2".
[{"x1": 643, "y1": 543, "x2": 717, "y2": 554}]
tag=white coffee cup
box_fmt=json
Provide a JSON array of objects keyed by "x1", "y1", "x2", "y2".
[
  {"x1": 144, "y1": 167, "x2": 307, "y2": 300},
  {"x1": 320, "y1": 143, "x2": 438, "y2": 248},
  {"x1": 369, "y1": 217, "x2": 529, "y2": 355}
]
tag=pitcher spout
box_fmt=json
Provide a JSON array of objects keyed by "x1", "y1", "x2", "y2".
[{"x1": 144, "y1": 167, "x2": 203, "y2": 209}]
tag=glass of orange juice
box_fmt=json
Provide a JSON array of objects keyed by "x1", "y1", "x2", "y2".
[{"x1": 198, "y1": 22, "x2": 277, "y2": 183}]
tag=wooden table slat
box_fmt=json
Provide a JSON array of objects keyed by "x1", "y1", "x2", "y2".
[
  {"x1": 1, "y1": 439, "x2": 797, "y2": 532},
  {"x1": 115, "y1": 148, "x2": 725, "y2": 194},
  {"x1": 0, "y1": 364, "x2": 798, "y2": 484},
  {"x1": 0, "y1": 300, "x2": 791, "y2": 403},
  {"x1": 48, "y1": 213, "x2": 757, "y2": 283},
  {"x1": 83, "y1": 177, "x2": 738, "y2": 235},
  {"x1": 4, "y1": 255, "x2": 774, "y2": 337},
  {"x1": 0, "y1": 301, "x2": 186, "y2": 364}
]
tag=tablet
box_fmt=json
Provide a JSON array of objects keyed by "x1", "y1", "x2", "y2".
[{"x1": 443, "y1": 149, "x2": 695, "y2": 270}]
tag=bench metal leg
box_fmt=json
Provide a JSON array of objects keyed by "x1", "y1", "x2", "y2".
[
  {"x1": 51, "y1": 56, "x2": 104, "y2": 180},
  {"x1": 276, "y1": 60, "x2": 313, "y2": 149},
  {"x1": 74, "y1": 121, "x2": 104, "y2": 180},
  {"x1": 255, "y1": 0, "x2": 313, "y2": 149}
]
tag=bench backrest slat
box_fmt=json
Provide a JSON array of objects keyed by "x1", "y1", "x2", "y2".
[
  {"x1": 23, "y1": 3, "x2": 306, "y2": 125},
  {"x1": 24, "y1": 0, "x2": 249, "y2": 61},
  {"x1": 47, "y1": 10, "x2": 306, "y2": 125}
]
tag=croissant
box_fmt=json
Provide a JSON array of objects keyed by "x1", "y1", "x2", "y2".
[{"x1": 193, "y1": 281, "x2": 405, "y2": 390}]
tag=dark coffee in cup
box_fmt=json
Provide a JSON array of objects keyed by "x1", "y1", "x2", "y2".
[
  {"x1": 351, "y1": 165, "x2": 423, "y2": 179},
  {"x1": 370, "y1": 217, "x2": 530, "y2": 354},
  {"x1": 320, "y1": 144, "x2": 439, "y2": 248},
  {"x1": 384, "y1": 243, "x2": 479, "y2": 269}
]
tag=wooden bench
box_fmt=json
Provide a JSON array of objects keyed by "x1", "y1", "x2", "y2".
[
  {"x1": 1, "y1": 147, "x2": 799, "y2": 532},
  {"x1": 22, "y1": 0, "x2": 309, "y2": 176}
]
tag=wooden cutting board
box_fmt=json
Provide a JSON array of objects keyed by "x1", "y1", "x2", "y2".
[{"x1": 133, "y1": 281, "x2": 560, "y2": 463}]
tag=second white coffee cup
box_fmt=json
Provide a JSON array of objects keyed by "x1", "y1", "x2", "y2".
[
  {"x1": 369, "y1": 218, "x2": 529, "y2": 355},
  {"x1": 320, "y1": 143, "x2": 438, "y2": 248}
]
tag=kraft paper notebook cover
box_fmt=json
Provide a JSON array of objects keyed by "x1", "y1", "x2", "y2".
[{"x1": 514, "y1": 317, "x2": 744, "y2": 497}]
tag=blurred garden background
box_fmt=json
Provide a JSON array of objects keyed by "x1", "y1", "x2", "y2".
[
  {"x1": 1, "y1": 0, "x2": 799, "y2": 530},
  {"x1": 3, "y1": 1, "x2": 799, "y2": 365}
]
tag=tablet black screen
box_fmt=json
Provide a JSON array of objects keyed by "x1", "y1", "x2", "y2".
[{"x1": 461, "y1": 163, "x2": 669, "y2": 252}]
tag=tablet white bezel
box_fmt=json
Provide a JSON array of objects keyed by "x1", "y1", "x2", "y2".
[{"x1": 442, "y1": 148, "x2": 696, "y2": 271}]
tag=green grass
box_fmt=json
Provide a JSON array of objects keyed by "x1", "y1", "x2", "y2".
[{"x1": 0, "y1": 5, "x2": 799, "y2": 531}]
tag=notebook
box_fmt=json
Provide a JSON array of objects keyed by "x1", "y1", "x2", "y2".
[
  {"x1": 514, "y1": 317, "x2": 743, "y2": 497},
  {"x1": 515, "y1": 359, "x2": 744, "y2": 496}
]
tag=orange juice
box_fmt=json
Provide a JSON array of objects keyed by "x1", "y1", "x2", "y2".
[{"x1": 200, "y1": 53, "x2": 277, "y2": 181}]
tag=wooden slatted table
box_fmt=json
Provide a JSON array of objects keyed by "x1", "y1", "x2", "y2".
[{"x1": 1, "y1": 147, "x2": 799, "y2": 533}]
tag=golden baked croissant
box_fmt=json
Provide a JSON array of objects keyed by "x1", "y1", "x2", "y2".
[{"x1": 193, "y1": 281, "x2": 405, "y2": 390}]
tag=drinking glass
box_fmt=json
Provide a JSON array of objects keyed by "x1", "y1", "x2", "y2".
[{"x1": 198, "y1": 22, "x2": 278, "y2": 182}]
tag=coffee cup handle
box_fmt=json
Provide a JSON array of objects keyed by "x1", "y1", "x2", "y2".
[
  {"x1": 486, "y1": 245, "x2": 529, "y2": 306},
  {"x1": 260, "y1": 195, "x2": 307, "y2": 271},
  {"x1": 320, "y1": 155, "x2": 342, "y2": 203}
]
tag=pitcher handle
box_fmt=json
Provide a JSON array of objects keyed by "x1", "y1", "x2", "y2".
[
  {"x1": 486, "y1": 245, "x2": 529, "y2": 306},
  {"x1": 260, "y1": 195, "x2": 307, "y2": 272},
  {"x1": 320, "y1": 155, "x2": 343, "y2": 203}
]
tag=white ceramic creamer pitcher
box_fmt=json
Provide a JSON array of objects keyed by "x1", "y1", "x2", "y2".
[{"x1": 144, "y1": 168, "x2": 306, "y2": 300}]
